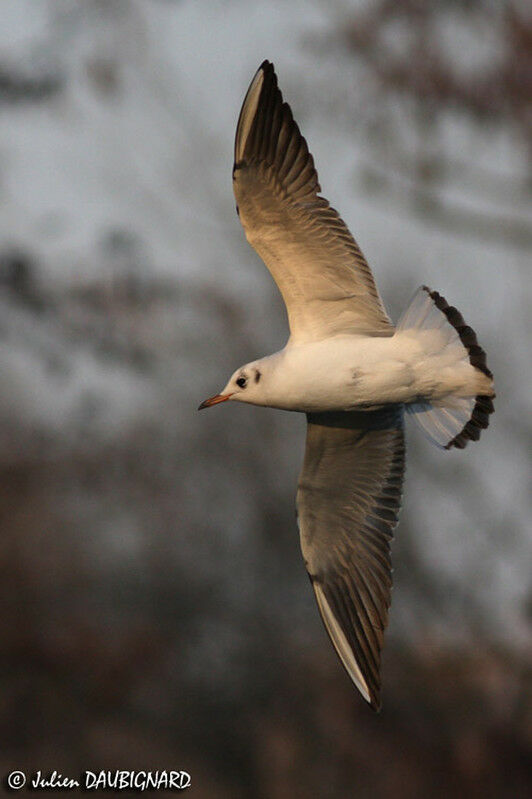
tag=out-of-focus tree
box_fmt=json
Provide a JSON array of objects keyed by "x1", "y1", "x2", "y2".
[{"x1": 345, "y1": 0, "x2": 531, "y2": 248}]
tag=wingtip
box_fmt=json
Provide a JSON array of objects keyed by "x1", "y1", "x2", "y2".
[
  {"x1": 369, "y1": 692, "x2": 382, "y2": 713},
  {"x1": 312, "y1": 581, "x2": 380, "y2": 710},
  {"x1": 258, "y1": 59, "x2": 274, "y2": 73},
  {"x1": 234, "y1": 60, "x2": 280, "y2": 168}
]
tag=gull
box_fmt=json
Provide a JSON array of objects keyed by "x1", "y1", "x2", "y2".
[{"x1": 199, "y1": 61, "x2": 495, "y2": 710}]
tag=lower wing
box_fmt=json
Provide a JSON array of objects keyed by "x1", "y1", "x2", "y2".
[{"x1": 296, "y1": 406, "x2": 405, "y2": 709}]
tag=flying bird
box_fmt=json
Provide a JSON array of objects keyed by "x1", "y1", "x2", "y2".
[{"x1": 199, "y1": 61, "x2": 495, "y2": 710}]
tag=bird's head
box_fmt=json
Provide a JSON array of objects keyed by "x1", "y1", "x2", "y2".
[{"x1": 198, "y1": 361, "x2": 267, "y2": 410}]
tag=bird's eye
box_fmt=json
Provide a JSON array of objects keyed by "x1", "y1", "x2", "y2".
[{"x1": 236, "y1": 376, "x2": 247, "y2": 388}]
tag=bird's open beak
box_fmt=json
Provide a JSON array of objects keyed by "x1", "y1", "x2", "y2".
[{"x1": 197, "y1": 393, "x2": 233, "y2": 410}]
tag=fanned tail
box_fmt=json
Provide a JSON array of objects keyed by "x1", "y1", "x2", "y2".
[{"x1": 398, "y1": 286, "x2": 495, "y2": 449}]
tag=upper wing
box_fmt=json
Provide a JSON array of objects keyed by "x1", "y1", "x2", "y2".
[
  {"x1": 296, "y1": 407, "x2": 405, "y2": 710},
  {"x1": 233, "y1": 61, "x2": 392, "y2": 343}
]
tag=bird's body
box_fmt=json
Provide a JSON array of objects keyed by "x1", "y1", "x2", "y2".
[
  {"x1": 199, "y1": 61, "x2": 495, "y2": 709},
  {"x1": 230, "y1": 327, "x2": 491, "y2": 413}
]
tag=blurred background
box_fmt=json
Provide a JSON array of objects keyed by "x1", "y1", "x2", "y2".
[{"x1": 0, "y1": 1, "x2": 530, "y2": 796}]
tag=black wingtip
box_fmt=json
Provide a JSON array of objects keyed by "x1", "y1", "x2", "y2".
[
  {"x1": 234, "y1": 60, "x2": 277, "y2": 171},
  {"x1": 369, "y1": 693, "x2": 382, "y2": 713}
]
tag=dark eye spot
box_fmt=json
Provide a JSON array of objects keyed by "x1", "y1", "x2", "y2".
[
  {"x1": 254, "y1": 369, "x2": 261, "y2": 384},
  {"x1": 236, "y1": 376, "x2": 247, "y2": 388}
]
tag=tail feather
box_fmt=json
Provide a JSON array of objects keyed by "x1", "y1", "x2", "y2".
[
  {"x1": 398, "y1": 286, "x2": 494, "y2": 449},
  {"x1": 445, "y1": 394, "x2": 494, "y2": 450},
  {"x1": 427, "y1": 288, "x2": 492, "y2": 380}
]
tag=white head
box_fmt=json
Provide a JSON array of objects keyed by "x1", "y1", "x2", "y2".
[{"x1": 198, "y1": 359, "x2": 270, "y2": 410}]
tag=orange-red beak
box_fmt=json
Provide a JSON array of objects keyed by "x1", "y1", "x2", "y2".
[{"x1": 197, "y1": 393, "x2": 233, "y2": 410}]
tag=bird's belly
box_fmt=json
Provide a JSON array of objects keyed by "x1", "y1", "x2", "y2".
[
  {"x1": 294, "y1": 362, "x2": 417, "y2": 412},
  {"x1": 348, "y1": 361, "x2": 419, "y2": 408},
  {"x1": 274, "y1": 339, "x2": 421, "y2": 412}
]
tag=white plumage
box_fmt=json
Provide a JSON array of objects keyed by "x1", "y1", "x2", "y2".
[{"x1": 199, "y1": 61, "x2": 495, "y2": 709}]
